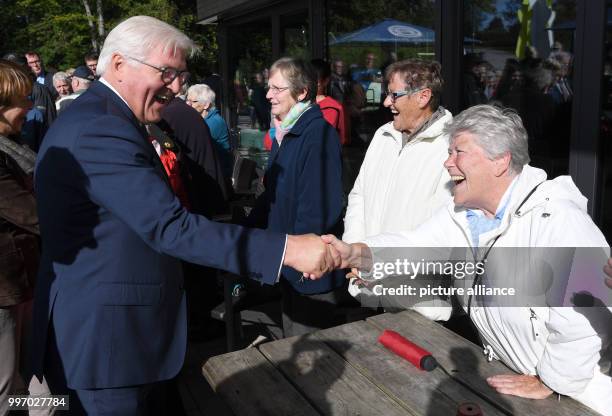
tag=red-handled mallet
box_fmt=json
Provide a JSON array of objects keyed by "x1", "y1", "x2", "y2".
[{"x1": 378, "y1": 330, "x2": 438, "y2": 371}]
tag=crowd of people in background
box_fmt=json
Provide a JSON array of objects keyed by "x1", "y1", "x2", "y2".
[
  {"x1": 462, "y1": 43, "x2": 574, "y2": 177},
  {"x1": 1, "y1": 14, "x2": 611, "y2": 416},
  {"x1": 234, "y1": 42, "x2": 574, "y2": 169},
  {"x1": 1, "y1": 51, "x2": 99, "y2": 153}
]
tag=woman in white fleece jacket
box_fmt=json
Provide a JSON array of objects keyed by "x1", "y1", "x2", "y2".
[{"x1": 327, "y1": 105, "x2": 612, "y2": 415}]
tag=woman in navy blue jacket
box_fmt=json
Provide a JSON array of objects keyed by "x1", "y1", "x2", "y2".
[{"x1": 248, "y1": 57, "x2": 349, "y2": 337}]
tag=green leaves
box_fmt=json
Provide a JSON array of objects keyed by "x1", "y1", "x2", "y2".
[{"x1": 1, "y1": 0, "x2": 218, "y2": 80}]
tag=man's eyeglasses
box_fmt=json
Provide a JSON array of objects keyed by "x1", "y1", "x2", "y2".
[
  {"x1": 384, "y1": 87, "x2": 426, "y2": 103},
  {"x1": 125, "y1": 56, "x2": 190, "y2": 86},
  {"x1": 268, "y1": 85, "x2": 290, "y2": 96}
]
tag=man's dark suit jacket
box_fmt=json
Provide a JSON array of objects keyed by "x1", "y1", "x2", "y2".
[
  {"x1": 32, "y1": 81, "x2": 285, "y2": 389},
  {"x1": 41, "y1": 71, "x2": 58, "y2": 100},
  {"x1": 159, "y1": 98, "x2": 228, "y2": 217}
]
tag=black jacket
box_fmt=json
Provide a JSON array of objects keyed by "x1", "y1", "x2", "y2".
[{"x1": 160, "y1": 98, "x2": 228, "y2": 217}]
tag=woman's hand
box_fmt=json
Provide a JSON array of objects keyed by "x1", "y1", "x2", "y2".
[
  {"x1": 486, "y1": 374, "x2": 553, "y2": 399},
  {"x1": 320, "y1": 235, "x2": 372, "y2": 271},
  {"x1": 346, "y1": 268, "x2": 376, "y2": 287}
]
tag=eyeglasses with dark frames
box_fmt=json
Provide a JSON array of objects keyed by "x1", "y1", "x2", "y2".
[
  {"x1": 384, "y1": 87, "x2": 427, "y2": 103},
  {"x1": 125, "y1": 56, "x2": 190, "y2": 86}
]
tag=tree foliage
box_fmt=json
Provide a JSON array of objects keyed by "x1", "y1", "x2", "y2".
[{"x1": 0, "y1": 0, "x2": 217, "y2": 80}]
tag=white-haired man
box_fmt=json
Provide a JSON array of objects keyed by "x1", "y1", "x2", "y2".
[
  {"x1": 55, "y1": 66, "x2": 93, "y2": 113},
  {"x1": 326, "y1": 105, "x2": 612, "y2": 415},
  {"x1": 32, "y1": 15, "x2": 340, "y2": 414}
]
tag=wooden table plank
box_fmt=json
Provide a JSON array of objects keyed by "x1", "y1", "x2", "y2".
[
  {"x1": 314, "y1": 320, "x2": 507, "y2": 416},
  {"x1": 367, "y1": 310, "x2": 600, "y2": 416},
  {"x1": 202, "y1": 347, "x2": 320, "y2": 416},
  {"x1": 259, "y1": 333, "x2": 413, "y2": 416}
]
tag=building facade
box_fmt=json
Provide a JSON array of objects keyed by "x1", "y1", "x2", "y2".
[{"x1": 197, "y1": 0, "x2": 612, "y2": 241}]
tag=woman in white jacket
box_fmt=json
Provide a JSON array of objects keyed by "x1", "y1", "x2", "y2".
[{"x1": 325, "y1": 105, "x2": 612, "y2": 415}]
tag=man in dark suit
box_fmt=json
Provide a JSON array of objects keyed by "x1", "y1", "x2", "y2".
[
  {"x1": 158, "y1": 97, "x2": 229, "y2": 341},
  {"x1": 159, "y1": 97, "x2": 227, "y2": 217},
  {"x1": 32, "y1": 15, "x2": 338, "y2": 415}
]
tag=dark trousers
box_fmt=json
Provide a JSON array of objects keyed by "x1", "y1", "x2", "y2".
[
  {"x1": 44, "y1": 323, "x2": 185, "y2": 416},
  {"x1": 280, "y1": 279, "x2": 355, "y2": 338}
]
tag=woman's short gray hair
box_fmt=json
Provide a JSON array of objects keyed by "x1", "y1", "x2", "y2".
[
  {"x1": 269, "y1": 57, "x2": 316, "y2": 102},
  {"x1": 444, "y1": 104, "x2": 530, "y2": 174},
  {"x1": 53, "y1": 71, "x2": 70, "y2": 84},
  {"x1": 97, "y1": 16, "x2": 198, "y2": 76},
  {"x1": 385, "y1": 59, "x2": 444, "y2": 110},
  {"x1": 187, "y1": 84, "x2": 215, "y2": 107}
]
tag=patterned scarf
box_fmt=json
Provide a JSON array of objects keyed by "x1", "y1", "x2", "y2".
[{"x1": 274, "y1": 101, "x2": 312, "y2": 145}]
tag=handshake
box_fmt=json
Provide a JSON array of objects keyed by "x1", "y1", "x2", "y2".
[
  {"x1": 286, "y1": 236, "x2": 612, "y2": 291},
  {"x1": 282, "y1": 234, "x2": 371, "y2": 279}
]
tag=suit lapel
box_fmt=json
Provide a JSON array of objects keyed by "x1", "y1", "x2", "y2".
[
  {"x1": 90, "y1": 82, "x2": 172, "y2": 188},
  {"x1": 145, "y1": 124, "x2": 172, "y2": 187}
]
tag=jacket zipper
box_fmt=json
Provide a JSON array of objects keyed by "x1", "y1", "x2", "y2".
[{"x1": 529, "y1": 308, "x2": 540, "y2": 340}]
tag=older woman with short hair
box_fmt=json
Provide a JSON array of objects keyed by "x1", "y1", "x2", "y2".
[
  {"x1": 0, "y1": 59, "x2": 39, "y2": 414},
  {"x1": 186, "y1": 83, "x2": 231, "y2": 176},
  {"x1": 52, "y1": 71, "x2": 72, "y2": 100},
  {"x1": 326, "y1": 104, "x2": 612, "y2": 415},
  {"x1": 248, "y1": 57, "x2": 348, "y2": 337}
]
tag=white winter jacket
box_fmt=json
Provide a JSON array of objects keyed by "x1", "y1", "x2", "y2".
[
  {"x1": 364, "y1": 165, "x2": 612, "y2": 415},
  {"x1": 342, "y1": 109, "x2": 453, "y2": 243}
]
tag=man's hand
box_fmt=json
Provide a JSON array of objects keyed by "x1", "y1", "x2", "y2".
[
  {"x1": 486, "y1": 374, "x2": 553, "y2": 399},
  {"x1": 284, "y1": 234, "x2": 341, "y2": 280},
  {"x1": 603, "y1": 257, "x2": 612, "y2": 289}
]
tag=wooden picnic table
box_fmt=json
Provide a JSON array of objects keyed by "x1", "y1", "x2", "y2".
[{"x1": 202, "y1": 309, "x2": 599, "y2": 415}]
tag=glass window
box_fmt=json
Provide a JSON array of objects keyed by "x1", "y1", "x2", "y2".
[
  {"x1": 227, "y1": 11, "x2": 310, "y2": 135},
  {"x1": 463, "y1": 0, "x2": 576, "y2": 178},
  {"x1": 281, "y1": 11, "x2": 310, "y2": 59},
  {"x1": 599, "y1": 3, "x2": 612, "y2": 240},
  {"x1": 228, "y1": 18, "x2": 272, "y2": 150},
  {"x1": 326, "y1": 0, "x2": 436, "y2": 146}
]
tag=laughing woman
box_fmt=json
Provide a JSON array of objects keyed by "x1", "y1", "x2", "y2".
[{"x1": 247, "y1": 57, "x2": 350, "y2": 337}]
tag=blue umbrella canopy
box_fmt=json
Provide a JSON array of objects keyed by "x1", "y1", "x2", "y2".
[{"x1": 330, "y1": 18, "x2": 435, "y2": 45}]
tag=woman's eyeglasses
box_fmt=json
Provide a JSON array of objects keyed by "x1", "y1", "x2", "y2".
[
  {"x1": 384, "y1": 87, "x2": 427, "y2": 103},
  {"x1": 268, "y1": 85, "x2": 290, "y2": 96}
]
